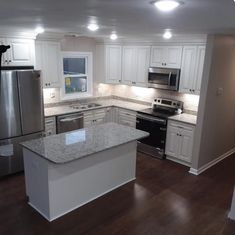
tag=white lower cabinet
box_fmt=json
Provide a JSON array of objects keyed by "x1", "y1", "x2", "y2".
[
  {"x1": 165, "y1": 120, "x2": 195, "y2": 165},
  {"x1": 117, "y1": 108, "x2": 137, "y2": 128},
  {"x1": 83, "y1": 109, "x2": 107, "y2": 128},
  {"x1": 44, "y1": 117, "x2": 56, "y2": 136}
]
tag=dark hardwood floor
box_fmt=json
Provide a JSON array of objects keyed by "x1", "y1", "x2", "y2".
[{"x1": 0, "y1": 152, "x2": 235, "y2": 235}]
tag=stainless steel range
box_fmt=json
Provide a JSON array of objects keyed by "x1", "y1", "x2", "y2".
[{"x1": 136, "y1": 98, "x2": 183, "y2": 159}]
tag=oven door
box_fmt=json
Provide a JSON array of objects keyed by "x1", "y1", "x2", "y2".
[
  {"x1": 57, "y1": 113, "x2": 84, "y2": 134},
  {"x1": 136, "y1": 114, "x2": 167, "y2": 151},
  {"x1": 148, "y1": 67, "x2": 180, "y2": 91}
]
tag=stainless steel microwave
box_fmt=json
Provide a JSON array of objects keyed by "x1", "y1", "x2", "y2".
[{"x1": 148, "y1": 67, "x2": 180, "y2": 91}]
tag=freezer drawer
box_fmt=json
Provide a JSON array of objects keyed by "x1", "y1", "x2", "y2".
[
  {"x1": 0, "y1": 71, "x2": 22, "y2": 140},
  {"x1": 0, "y1": 132, "x2": 43, "y2": 177}
]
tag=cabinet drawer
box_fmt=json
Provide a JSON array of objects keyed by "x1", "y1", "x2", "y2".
[{"x1": 168, "y1": 120, "x2": 194, "y2": 131}]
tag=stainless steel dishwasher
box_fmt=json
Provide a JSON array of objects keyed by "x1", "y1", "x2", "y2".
[{"x1": 57, "y1": 113, "x2": 84, "y2": 134}]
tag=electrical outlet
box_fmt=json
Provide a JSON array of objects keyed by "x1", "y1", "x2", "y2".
[{"x1": 50, "y1": 92, "x2": 55, "y2": 98}]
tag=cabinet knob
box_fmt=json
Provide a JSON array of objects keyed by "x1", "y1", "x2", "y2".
[
  {"x1": 119, "y1": 80, "x2": 121, "y2": 83},
  {"x1": 4, "y1": 60, "x2": 7, "y2": 63},
  {"x1": 9, "y1": 60, "x2": 12, "y2": 62}
]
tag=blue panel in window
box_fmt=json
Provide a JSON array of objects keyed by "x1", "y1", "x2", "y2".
[
  {"x1": 63, "y1": 58, "x2": 86, "y2": 75},
  {"x1": 65, "y1": 76, "x2": 87, "y2": 94}
]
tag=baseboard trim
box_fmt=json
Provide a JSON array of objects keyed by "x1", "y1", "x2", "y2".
[{"x1": 189, "y1": 148, "x2": 235, "y2": 176}]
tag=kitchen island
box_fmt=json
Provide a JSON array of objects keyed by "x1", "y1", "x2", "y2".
[{"x1": 21, "y1": 123, "x2": 149, "y2": 221}]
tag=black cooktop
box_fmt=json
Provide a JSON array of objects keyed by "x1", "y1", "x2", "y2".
[{"x1": 138, "y1": 108, "x2": 177, "y2": 119}]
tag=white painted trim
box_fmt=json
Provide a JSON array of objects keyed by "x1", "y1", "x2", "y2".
[
  {"x1": 228, "y1": 186, "x2": 235, "y2": 220},
  {"x1": 189, "y1": 148, "x2": 235, "y2": 175},
  {"x1": 228, "y1": 212, "x2": 235, "y2": 220},
  {"x1": 29, "y1": 178, "x2": 136, "y2": 222}
]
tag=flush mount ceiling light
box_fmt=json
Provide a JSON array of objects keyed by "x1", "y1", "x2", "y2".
[
  {"x1": 163, "y1": 31, "x2": 172, "y2": 39},
  {"x1": 110, "y1": 33, "x2": 118, "y2": 40},
  {"x1": 154, "y1": 0, "x2": 181, "y2": 12},
  {"x1": 87, "y1": 23, "x2": 99, "y2": 31},
  {"x1": 35, "y1": 26, "x2": 45, "y2": 34}
]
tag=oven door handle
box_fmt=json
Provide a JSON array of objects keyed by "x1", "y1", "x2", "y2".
[
  {"x1": 59, "y1": 116, "x2": 83, "y2": 123},
  {"x1": 168, "y1": 72, "x2": 172, "y2": 86},
  {"x1": 137, "y1": 114, "x2": 166, "y2": 125}
]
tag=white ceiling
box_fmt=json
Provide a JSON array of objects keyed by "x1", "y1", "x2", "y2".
[{"x1": 1, "y1": 0, "x2": 235, "y2": 39}]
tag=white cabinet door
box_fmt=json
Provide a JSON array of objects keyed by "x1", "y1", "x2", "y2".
[
  {"x1": 136, "y1": 46, "x2": 150, "y2": 85},
  {"x1": 150, "y1": 46, "x2": 166, "y2": 67},
  {"x1": 178, "y1": 128, "x2": 194, "y2": 163},
  {"x1": 122, "y1": 46, "x2": 136, "y2": 85},
  {"x1": 179, "y1": 45, "x2": 206, "y2": 95},
  {"x1": 150, "y1": 46, "x2": 182, "y2": 69},
  {"x1": 7, "y1": 38, "x2": 35, "y2": 66},
  {"x1": 166, "y1": 46, "x2": 182, "y2": 69},
  {"x1": 105, "y1": 45, "x2": 122, "y2": 84},
  {"x1": 193, "y1": 46, "x2": 206, "y2": 95},
  {"x1": 35, "y1": 41, "x2": 61, "y2": 88},
  {"x1": 165, "y1": 124, "x2": 179, "y2": 158},
  {"x1": 179, "y1": 46, "x2": 197, "y2": 94},
  {"x1": 166, "y1": 120, "x2": 195, "y2": 164},
  {"x1": 45, "y1": 42, "x2": 61, "y2": 87}
]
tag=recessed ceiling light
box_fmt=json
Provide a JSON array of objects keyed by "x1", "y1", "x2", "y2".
[
  {"x1": 154, "y1": 0, "x2": 180, "y2": 12},
  {"x1": 110, "y1": 33, "x2": 118, "y2": 40},
  {"x1": 35, "y1": 26, "x2": 45, "y2": 34},
  {"x1": 163, "y1": 31, "x2": 172, "y2": 39},
  {"x1": 87, "y1": 23, "x2": 99, "y2": 31}
]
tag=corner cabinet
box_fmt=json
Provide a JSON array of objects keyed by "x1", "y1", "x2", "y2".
[
  {"x1": 122, "y1": 46, "x2": 150, "y2": 86},
  {"x1": 165, "y1": 120, "x2": 195, "y2": 166},
  {"x1": 0, "y1": 38, "x2": 35, "y2": 66},
  {"x1": 150, "y1": 46, "x2": 183, "y2": 69},
  {"x1": 179, "y1": 45, "x2": 206, "y2": 95},
  {"x1": 35, "y1": 41, "x2": 61, "y2": 88}
]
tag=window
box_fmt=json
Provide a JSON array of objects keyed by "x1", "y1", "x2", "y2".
[{"x1": 61, "y1": 52, "x2": 93, "y2": 100}]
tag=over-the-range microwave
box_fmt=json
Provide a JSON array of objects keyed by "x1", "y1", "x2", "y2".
[{"x1": 148, "y1": 67, "x2": 180, "y2": 91}]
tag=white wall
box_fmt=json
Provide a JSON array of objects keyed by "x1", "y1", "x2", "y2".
[
  {"x1": 43, "y1": 37, "x2": 114, "y2": 104},
  {"x1": 192, "y1": 35, "x2": 235, "y2": 170}
]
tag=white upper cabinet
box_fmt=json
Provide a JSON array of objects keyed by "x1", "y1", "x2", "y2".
[
  {"x1": 150, "y1": 46, "x2": 182, "y2": 69},
  {"x1": 1, "y1": 38, "x2": 35, "y2": 66},
  {"x1": 105, "y1": 45, "x2": 122, "y2": 84},
  {"x1": 122, "y1": 46, "x2": 150, "y2": 86},
  {"x1": 136, "y1": 47, "x2": 150, "y2": 85},
  {"x1": 179, "y1": 45, "x2": 206, "y2": 95},
  {"x1": 122, "y1": 46, "x2": 136, "y2": 84},
  {"x1": 193, "y1": 46, "x2": 206, "y2": 94},
  {"x1": 35, "y1": 41, "x2": 61, "y2": 88}
]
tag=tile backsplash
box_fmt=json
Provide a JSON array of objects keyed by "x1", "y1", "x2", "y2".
[
  {"x1": 112, "y1": 85, "x2": 199, "y2": 113},
  {"x1": 43, "y1": 84, "x2": 199, "y2": 114}
]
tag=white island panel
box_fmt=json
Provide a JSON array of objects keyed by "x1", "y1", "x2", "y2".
[{"x1": 23, "y1": 141, "x2": 137, "y2": 221}]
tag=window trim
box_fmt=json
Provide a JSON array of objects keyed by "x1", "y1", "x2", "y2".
[{"x1": 60, "y1": 51, "x2": 93, "y2": 100}]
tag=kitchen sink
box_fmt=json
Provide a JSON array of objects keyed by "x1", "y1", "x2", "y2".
[{"x1": 71, "y1": 103, "x2": 102, "y2": 110}]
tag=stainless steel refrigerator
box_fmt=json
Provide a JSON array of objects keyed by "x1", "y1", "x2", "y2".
[{"x1": 0, "y1": 70, "x2": 44, "y2": 177}]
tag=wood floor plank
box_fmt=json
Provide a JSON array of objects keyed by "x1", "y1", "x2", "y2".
[{"x1": 0, "y1": 152, "x2": 235, "y2": 235}]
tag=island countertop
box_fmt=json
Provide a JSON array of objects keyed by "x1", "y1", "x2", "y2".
[{"x1": 21, "y1": 123, "x2": 149, "y2": 164}]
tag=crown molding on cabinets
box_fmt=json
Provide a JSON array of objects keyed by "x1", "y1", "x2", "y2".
[{"x1": 95, "y1": 34, "x2": 207, "y2": 45}]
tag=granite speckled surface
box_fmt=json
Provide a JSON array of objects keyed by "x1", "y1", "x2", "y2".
[
  {"x1": 168, "y1": 113, "x2": 197, "y2": 125},
  {"x1": 44, "y1": 99, "x2": 150, "y2": 117},
  {"x1": 21, "y1": 123, "x2": 149, "y2": 164}
]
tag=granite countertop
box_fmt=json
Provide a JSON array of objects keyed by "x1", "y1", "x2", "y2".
[
  {"x1": 44, "y1": 99, "x2": 150, "y2": 117},
  {"x1": 21, "y1": 123, "x2": 149, "y2": 164},
  {"x1": 168, "y1": 113, "x2": 197, "y2": 125}
]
